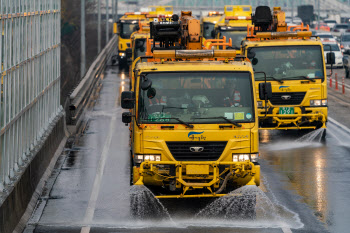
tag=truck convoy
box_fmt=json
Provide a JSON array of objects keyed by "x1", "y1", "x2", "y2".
[
  {"x1": 242, "y1": 6, "x2": 329, "y2": 132},
  {"x1": 121, "y1": 12, "x2": 262, "y2": 198}
]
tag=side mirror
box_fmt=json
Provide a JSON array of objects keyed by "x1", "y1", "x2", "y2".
[
  {"x1": 141, "y1": 76, "x2": 152, "y2": 90},
  {"x1": 121, "y1": 91, "x2": 135, "y2": 109},
  {"x1": 122, "y1": 112, "x2": 132, "y2": 124},
  {"x1": 326, "y1": 52, "x2": 335, "y2": 65},
  {"x1": 258, "y1": 82, "x2": 272, "y2": 100},
  {"x1": 247, "y1": 50, "x2": 256, "y2": 60}
]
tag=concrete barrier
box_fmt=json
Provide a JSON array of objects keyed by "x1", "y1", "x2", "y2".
[{"x1": 0, "y1": 111, "x2": 66, "y2": 233}]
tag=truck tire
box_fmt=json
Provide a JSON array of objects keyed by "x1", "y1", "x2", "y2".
[{"x1": 346, "y1": 67, "x2": 349, "y2": 78}]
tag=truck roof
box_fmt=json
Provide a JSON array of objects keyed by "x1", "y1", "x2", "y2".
[
  {"x1": 136, "y1": 60, "x2": 253, "y2": 72},
  {"x1": 242, "y1": 38, "x2": 323, "y2": 47}
]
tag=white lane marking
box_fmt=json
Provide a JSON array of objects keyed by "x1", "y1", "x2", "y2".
[
  {"x1": 328, "y1": 117, "x2": 350, "y2": 135},
  {"x1": 80, "y1": 115, "x2": 117, "y2": 233},
  {"x1": 80, "y1": 227, "x2": 91, "y2": 233},
  {"x1": 281, "y1": 227, "x2": 293, "y2": 233}
]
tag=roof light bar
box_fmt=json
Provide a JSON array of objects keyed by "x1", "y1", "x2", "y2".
[
  {"x1": 225, "y1": 16, "x2": 251, "y2": 20},
  {"x1": 255, "y1": 31, "x2": 312, "y2": 38},
  {"x1": 152, "y1": 50, "x2": 237, "y2": 59}
]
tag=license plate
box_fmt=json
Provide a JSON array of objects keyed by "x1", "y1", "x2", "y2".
[
  {"x1": 186, "y1": 165, "x2": 209, "y2": 175},
  {"x1": 279, "y1": 107, "x2": 294, "y2": 115}
]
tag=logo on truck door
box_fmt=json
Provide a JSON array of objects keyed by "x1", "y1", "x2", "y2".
[{"x1": 188, "y1": 131, "x2": 206, "y2": 141}]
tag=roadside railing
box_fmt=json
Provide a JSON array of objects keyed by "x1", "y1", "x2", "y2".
[
  {"x1": 0, "y1": 0, "x2": 62, "y2": 191},
  {"x1": 68, "y1": 35, "x2": 118, "y2": 127}
]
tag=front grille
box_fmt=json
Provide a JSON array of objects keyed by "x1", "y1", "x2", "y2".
[
  {"x1": 166, "y1": 141, "x2": 227, "y2": 161},
  {"x1": 270, "y1": 92, "x2": 306, "y2": 105}
]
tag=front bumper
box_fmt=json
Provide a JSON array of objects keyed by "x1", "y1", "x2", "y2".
[
  {"x1": 134, "y1": 160, "x2": 260, "y2": 198},
  {"x1": 258, "y1": 106, "x2": 327, "y2": 130}
]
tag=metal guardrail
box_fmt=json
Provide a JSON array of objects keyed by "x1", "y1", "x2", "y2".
[
  {"x1": 68, "y1": 35, "x2": 118, "y2": 127},
  {"x1": 0, "y1": 0, "x2": 62, "y2": 191}
]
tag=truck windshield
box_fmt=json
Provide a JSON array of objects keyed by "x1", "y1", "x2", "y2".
[
  {"x1": 138, "y1": 72, "x2": 254, "y2": 124},
  {"x1": 120, "y1": 22, "x2": 138, "y2": 39},
  {"x1": 248, "y1": 45, "x2": 324, "y2": 81},
  {"x1": 203, "y1": 22, "x2": 215, "y2": 39},
  {"x1": 219, "y1": 31, "x2": 246, "y2": 49}
]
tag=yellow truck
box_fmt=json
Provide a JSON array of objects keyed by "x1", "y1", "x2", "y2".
[
  {"x1": 242, "y1": 6, "x2": 330, "y2": 134},
  {"x1": 213, "y1": 5, "x2": 252, "y2": 49},
  {"x1": 148, "y1": 5, "x2": 173, "y2": 16},
  {"x1": 121, "y1": 12, "x2": 263, "y2": 198},
  {"x1": 129, "y1": 22, "x2": 150, "y2": 67},
  {"x1": 115, "y1": 12, "x2": 148, "y2": 68},
  {"x1": 201, "y1": 11, "x2": 224, "y2": 39}
]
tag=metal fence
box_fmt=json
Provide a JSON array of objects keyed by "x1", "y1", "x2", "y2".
[{"x1": 0, "y1": 0, "x2": 62, "y2": 191}]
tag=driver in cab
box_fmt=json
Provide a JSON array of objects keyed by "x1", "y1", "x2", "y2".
[{"x1": 223, "y1": 78, "x2": 242, "y2": 107}]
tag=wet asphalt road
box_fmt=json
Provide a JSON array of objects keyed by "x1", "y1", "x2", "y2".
[{"x1": 24, "y1": 66, "x2": 350, "y2": 233}]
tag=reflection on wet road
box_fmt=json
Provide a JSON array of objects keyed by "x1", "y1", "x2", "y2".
[{"x1": 24, "y1": 66, "x2": 350, "y2": 233}]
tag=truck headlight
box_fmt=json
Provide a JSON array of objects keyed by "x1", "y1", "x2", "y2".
[
  {"x1": 310, "y1": 99, "x2": 327, "y2": 106},
  {"x1": 310, "y1": 99, "x2": 321, "y2": 106},
  {"x1": 250, "y1": 153, "x2": 259, "y2": 162},
  {"x1": 119, "y1": 52, "x2": 125, "y2": 57},
  {"x1": 233, "y1": 155, "x2": 238, "y2": 162},
  {"x1": 236, "y1": 154, "x2": 250, "y2": 162},
  {"x1": 135, "y1": 154, "x2": 161, "y2": 163},
  {"x1": 233, "y1": 153, "x2": 259, "y2": 162},
  {"x1": 257, "y1": 101, "x2": 263, "y2": 108}
]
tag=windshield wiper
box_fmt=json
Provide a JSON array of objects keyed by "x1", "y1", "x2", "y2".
[
  {"x1": 192, "y1": 117, "x2": 242, "y2": 127},
  {"x1": 266, "y1": 76, "x2": 284, "y2": 84},
  {"x1": 162, "y1": 118, "x2": 194, "y2": 128},
  {"x1": 285, "y1": 75, "x2": 316, "y2": 82}
]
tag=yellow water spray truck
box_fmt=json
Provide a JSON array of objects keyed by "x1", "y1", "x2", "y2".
[
  {"x1": 241, "y1": 6, "x2": 334, "y2": 135},
  {"x1": 114, "y1": 12, "x2": 148, "y2": 68},
  {"x1": 213, "y1": 5, "x2": 252, "y2": 50},
  {"x1": 120, "y1": 12, "x2": 265, "y2": 199}
]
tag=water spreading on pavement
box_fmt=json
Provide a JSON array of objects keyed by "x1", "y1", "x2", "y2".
[
  {"x1": 295, "y1": 128, "x2": 325, "y2": 143},
  {"x1": 193, "y1": 185, "x2": 303, "y2": 229},
  {"x1": 129, "y1": 185, "x2": 172, "y2": 221},
  {"x1": 196, "y1": 186, "x2": 276, "y2": 220}
]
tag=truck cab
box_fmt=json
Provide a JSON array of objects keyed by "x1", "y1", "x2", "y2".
[
  {"x1": 122, "y1": 54, "x2": 260, "y2": 198},
  {"x1": 116, "y1": 12, "x2": 148, "y2": 68},
  {"x1": 213, "y1": 5, "x2": 252, "y2": 49},
  {"x1": 201, "y1": 11, "x2": 224, "y2": 40},
  {"x1": 121, "y1": 12, "x2": 261, "y2": 198},
  {"x1": 242, "y1": 6, "x2": 328, "y2": 131}
]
